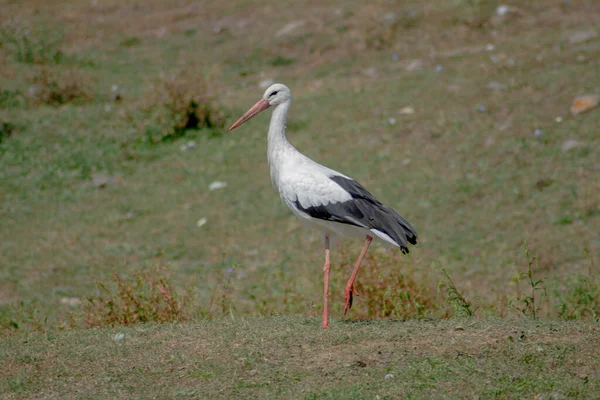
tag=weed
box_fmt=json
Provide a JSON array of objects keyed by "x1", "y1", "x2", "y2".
[
  {"x1": 0, "y1": 300, "x2": 48, "y2": 337},
  {"x1": 83, "y1": 263, "x2": 195, "y2": 327},
  {"x1": 29, "y1": 67, "x2": 95, "y2": 105},
  {"x1": 0, "y1": 120, "x2": 17, "y2": 143},
  {"x1": 120, "y1": 37, "x2": 141, "y2": 47},
  {"x1": 207, "y1": 267, "x2": 237, "y2": 316},
  {"x1": 0, "y1": 89, "x2": 24, "y2": 108},
  {"x1": 439, "y1": 268, "x2": 474, "y2": 317},
  {"x1": 553, "y1": 254, "x2": 600, "y2": 321},
  {"x1": 269, "y1": 55, "x2": 295, "y2": 67},
  {"x1": 512, "y1": 241, "x2": 547, "y2": 319},
  {"x1": 347, "y1": 249, "x2": 442, "y2": 319},
  {"x1": 132, "y1": 69, "x2": 228, "y2": 143},
  {"x1": 0, "y1": 21, "x2": 65, "y2": 65},
  {"x1": 450, "y1": 0, "x2": 499, "y2": 29},
  {"x1": 365, "y1": 10, "x2": 421, "y2": 50}
]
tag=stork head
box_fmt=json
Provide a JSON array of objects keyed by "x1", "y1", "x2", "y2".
[
  {"x1": 229, "y1": 83, "x2": 291, "y2": 131},
  {"x1": 262, "y1": 83, "x2": 291, "y2": 106}
]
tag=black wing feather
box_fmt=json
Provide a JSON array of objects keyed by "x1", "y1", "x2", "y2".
[{"x1": 294, "y1": 175, "x2": 418, "y2": 253}]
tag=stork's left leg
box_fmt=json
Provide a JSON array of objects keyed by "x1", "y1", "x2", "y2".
[
  {"x1": 344, "y1": 235, "x2": 373, "y2": 315},
  {"x1": 322, "y1": 235, "x2": 331, "y2": 329}
]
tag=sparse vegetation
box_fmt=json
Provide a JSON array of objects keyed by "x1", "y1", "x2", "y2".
[
  {"x1": 133, "y1": 69, "x2": 228, "y2": 143},
  {"x1": 29, "y1": 67, "x2": 95, "y2": 105},
  {"x1": 348, "y1": 250, "x2": 442, "y2": 319},
  {"x1": 0, "y1": 120, "x2": 17, "y2": 143},
  {"x1": 0, "y1": 22, "x2": 65, "y2": 65},
  {"x1": 83, "y1": 264, "x2": 195, "y2": 328},
  {"x1": 440, "y1": 267, "x2": 474, "y2": 317},
  {"x1": 513, "y1": 241, "x2": 547, "y2": 319}
]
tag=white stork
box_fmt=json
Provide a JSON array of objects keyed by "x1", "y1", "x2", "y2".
[{"x1": 229, "y1": 83, "x2": 418, "y2": 328}]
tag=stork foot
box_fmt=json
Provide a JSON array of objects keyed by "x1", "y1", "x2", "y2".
[{"x1": 343, "y1": 285, "x2": 359, "y2": 315}]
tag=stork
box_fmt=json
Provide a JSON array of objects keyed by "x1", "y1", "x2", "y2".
[{"x1": 229, "y1": 83, "x2": 418, "y2": 328}]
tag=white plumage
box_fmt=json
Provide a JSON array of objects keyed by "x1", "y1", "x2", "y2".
[{"x1": 229, "y1": 83, "x2": 418, "y2": 328}]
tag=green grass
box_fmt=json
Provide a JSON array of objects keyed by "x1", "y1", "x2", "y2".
[
  {"x1": 1, "y1": 317, "x2": 599, "y2": 399},
  {"x1": 0, "y1": 0, "x2": 599, "y2": 396}
]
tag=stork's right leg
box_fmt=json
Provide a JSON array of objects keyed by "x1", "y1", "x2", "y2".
[
  {"x1": 344, "y1": 235, "x2": 373, "y2": 314},
  {"x1": 322, "y1": 235, "x2": 331, "y2": 329}
]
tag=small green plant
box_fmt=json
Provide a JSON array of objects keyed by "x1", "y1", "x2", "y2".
[
  {"x1": 553, "y1": 253, "x2": 600, "y2": 320},
  {"x1": 0, "y1": 120, "x2": 17, "y2": 143},
  {"x1": 512, "y1": 241, "x2": 547, "y2": 319},
  {"x1": 0, "y1": 300, "x2": 48, "y2": 337},
  {"x1": 269, "y1": 55, "x2": 295, "y2": 67},
  {"x1": 133, "y1": 69, "x2": 228, "y2": 143},
  {"x1": 0, "y1": 22, "x2": 65, "y2": 64},
  {"x1": 83, "y1": 263, "x2": 195, "y2": 328},
  {"x1": 30, "y1": 67, "x2": 95, "y2": 105},
  {"x1": 0, "y1": 89, "x2": 24, "y2": 108},
  {"x1": 439, "y1": 268, "x2": 474, "y2": 317},
  {"x1": 208, "y1": 267, "x2": 238, "y2": 316}
]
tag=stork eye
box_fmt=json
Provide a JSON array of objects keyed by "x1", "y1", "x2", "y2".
[{"x1": 270, "y1": 91, "x2": 279, "y2": 97}]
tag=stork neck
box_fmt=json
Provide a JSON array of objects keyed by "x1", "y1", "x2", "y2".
[{"x1": 267, "y1": 101, "x2": 292, "y2": 154}]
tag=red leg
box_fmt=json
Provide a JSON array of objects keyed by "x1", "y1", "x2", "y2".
[
  {"x1": 322, "y1": 235, "x2": 331, "y2": 329},
  {"x1": 344, "y1": 235, "x2": 373, "y2": 315}
]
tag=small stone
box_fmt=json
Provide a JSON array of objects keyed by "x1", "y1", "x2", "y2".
[
  {"x1": 362, "y1": 67, "x2": 378, "y2": 78},
  {"x1": 209, "y1": 181, "x2": 228, "y2": 190},
  {"x1": 113, "y1": 333, "x2": 125, "y2": 341},
  {"x1": 405, "y1": 59, "x2": 423, "y2": 71},
  {"x1": 398, "y1": 106, "x2": 415, "y2": 114},
  {"x1": 570, "y1": 95, "x2": 599, "y2": 115},
  {"x1": 384, "y1": 373, "x2": 394, "y2": 379},
  {"x1": 60, "y1": 297, "x2": 81, "y2": 306},
  {"x1": 276, "y1": 21, "x2": 305, "y2": 37},
  {"x1": 196, "y1": 218, "x2": 207, "y2": 227},
  {"x1": 180, "y1": 140, "x2": 196, "y2": 151},
  {"x1": 487, "y1": 81, "x2": 507, "y2": 91},
  {"x1": 569, "y1": 30, "x2": 597, "y2": 44},
  {"x1": 561, "y1": 139, "x2": 581, "y2": 152},
  {"x1": 92, "y1": 173, "x2": 113, "y2": 188},
  {"x1": 496, "y1": 5, "x2": 519, "y2": 16}
]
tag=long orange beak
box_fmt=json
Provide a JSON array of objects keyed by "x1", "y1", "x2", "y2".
[{"x1": 229, "y1": 98, "x2": 271, "y2": 131}]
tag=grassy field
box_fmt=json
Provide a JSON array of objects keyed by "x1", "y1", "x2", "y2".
[
  {"x1": 1, "y1": 0, "x2": 599, "y2": 397},
  {"x1": 2, "y1": 317, "x2": 600, "y2": 399}
]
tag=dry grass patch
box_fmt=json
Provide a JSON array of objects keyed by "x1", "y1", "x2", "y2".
[
  {"x1": 131, "y1": 69, "x2": 228, "y2": 143},
  {"x1": 83, "y1": 263, "x2": 197, "y2": 328},
  {"x1": 29, "y1": 66, "x2": 95, "y2": 105}
]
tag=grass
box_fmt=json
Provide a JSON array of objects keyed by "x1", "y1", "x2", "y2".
[
  {"x1": 0, "y1": 0, "x2": 599, "y2": 396},
  {"x1": 1, "y1": 317, "x2": 599, "y2": 399}
]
